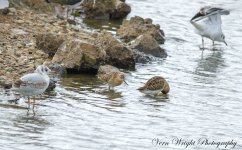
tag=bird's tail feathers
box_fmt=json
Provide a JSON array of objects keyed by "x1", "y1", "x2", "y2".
[{"x1": 137, "y1": 86, "x2": 145, "y2": 91}]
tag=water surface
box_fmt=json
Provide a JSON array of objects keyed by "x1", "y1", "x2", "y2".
[{"x1": 1, "y1": 0, "x2": 242, "y2": 149}]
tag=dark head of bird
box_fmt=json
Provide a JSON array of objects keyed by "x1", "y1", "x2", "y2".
[{"x1": 190, "y1": 12, "x2": 203, "y2": 22}]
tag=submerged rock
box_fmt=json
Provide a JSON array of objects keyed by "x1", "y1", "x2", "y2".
[
  {"x1": 117, "y1": 16, "x2": 165, "y2": 44},
  {"x1": 81, "y1": 0, "x2": 131, "y2": 20},
  {"x1": 129, "y1": 34, "x2": 167, "y2": 57}
]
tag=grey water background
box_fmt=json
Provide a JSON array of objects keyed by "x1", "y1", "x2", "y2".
[
  {"x1": 0, "y1": 0, "x2": 9, "y2": 9},
  {"x1": 1, "y1": 0, "x2": 242, "y2": 149}
]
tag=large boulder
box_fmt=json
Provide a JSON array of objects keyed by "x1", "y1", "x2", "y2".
[
  {"x1": 52, "y1": 38, "x2": 106, "y2": 72},
  {"x1": 95, "y1": 31, "x2": 135, "y2": 70},
  {"x1": 81, "y1": 0, "x2": 131, "y2": 20},
  {"x1": 129, "y1": 34, "x2": 167, "y2": 57},
  {"x1": 117, "y1": 16, "x2": 165, "y2": 44},
  {"x1": 132, "y1": 49, "x2": 154, "y2": 63}
]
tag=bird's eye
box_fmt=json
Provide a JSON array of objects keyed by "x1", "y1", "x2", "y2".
[{"x1": 45, "y1": 68, "x2": 48, "y2": 72}]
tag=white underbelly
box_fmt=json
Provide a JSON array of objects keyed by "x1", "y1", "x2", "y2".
[
  {"x1": 192, "y1": 20, "x2": 222, "y2": 41},
  {"x1": 142, "y1": 89, "x2": 161, "y2": 96},
  {"x1": 17, "y1": 83, "x2": 49, "y2": 96}
]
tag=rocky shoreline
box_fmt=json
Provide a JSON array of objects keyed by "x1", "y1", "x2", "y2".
[{"x1": 0, "y1": 0, "x2": 166, "y2": 89}]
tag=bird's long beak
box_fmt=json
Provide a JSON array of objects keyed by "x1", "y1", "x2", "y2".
[
  {"x1": 124, "y1": 80, "x2": 128, "y2": 85},
  {"x1": 224, "y1": 41, "x2": 228, "y2": 46}
]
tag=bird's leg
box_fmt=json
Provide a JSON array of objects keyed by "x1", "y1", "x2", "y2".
[
  {"x1": 33, "y1": 96, "x2": 36, "y2": 110},
  {"x1": 108, "y1": 85, "x2": 111, "y2": 91},
  {"x1": 66, "y1": 7, "x2": 69, "y2": 19},
  {"x1": 212, "y1": 41, "x2": 215, "y2": 49},
  {"x1": 202, "y1": 37, "x2": 204, "y2": 50},
  {"x1": 28, "y1": 96, "x2": 30, "y2": 109},
  {"x1": 27, "y1": 96, "x2": 30, "y2": 115}
]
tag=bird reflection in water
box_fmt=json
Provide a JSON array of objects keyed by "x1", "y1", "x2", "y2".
[{"x1": 194, "y1": 49, "x2": 225, "y2": 84}]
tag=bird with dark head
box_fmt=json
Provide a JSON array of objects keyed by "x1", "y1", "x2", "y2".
[{"x1": 190, "y1": 6, "x2": 230, "y2": 49}]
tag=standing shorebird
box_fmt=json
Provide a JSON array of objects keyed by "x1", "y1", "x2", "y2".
[
  {"x1": 12, "y1": 65, "x2": 51, "y2": 109},
  {"x1": 190, "y1": 6, "x2": 230, "y2": 49},
  {"x1": 137, "y1": 76, "x2": 170, "y2": 96},
  {"x1": 98, "y1": 65, "x2": 127, "y2": 91}
]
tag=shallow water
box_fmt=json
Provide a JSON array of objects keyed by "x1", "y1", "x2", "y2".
[
  {"x1": 0, "y1": 0, "x2": 9, "y2": 9},
  {"x1": 1, "y1": 0, "x2": 242, "y2": 149}
]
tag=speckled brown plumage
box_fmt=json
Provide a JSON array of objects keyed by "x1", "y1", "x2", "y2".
[
  {"x1": 98, "y1": 65, "x2": 126, "y2": 90},
  {"x1": 138, "y1": 76, "x2": 170, "y2": 94}
]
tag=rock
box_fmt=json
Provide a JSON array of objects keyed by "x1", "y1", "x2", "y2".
[
  {"x1": 95, "y1": 31, "x2": 135, "y2": 70},
  {"x1": 67, "y1": 19, "x2": 77, "y2": 25},
  {"x1": 81, "y1": 0, "x2": 131, "y2": 20},
  {"x1": 36, "y1": 33, "x2": 64, "y2": 57},
  {"x1": 98, "y1": 64, "x2": 120, "y2": 75},
  {"x1": 117, "y1": 16, "x2": 165, "y2": 44},
  {"x1": 43, "y1": 61, "x2": 66, "y2": 75},
  {"x1": 132, "y1": 49, "x2": 153, "y2": 63},
  {"x1": 14, "y1": 19, "x2": 25, "y2": 24},
  {"x1": 1, "y1": 8, "x2": 9, "y2": 15},
  {"x1": 0, "y1": 58, "x2": 4, "y2": 63},
  {"x1": 129, "y1": 34, "x2": 167, "y2": 57},
  {"x1": 21, "y1": 0, "x2": 54, "y2": 12},
  {"x1": 45, "y1": 77, "x2": 56, "y2": 92},
  {"x1": 52, "y1": 38, "x2": 106, "y2": 72},
  {"x1": 49, "y1": 0, "x2": 82, "y2": 5},
  {"x1": 11, "y1": 28, "x2": 29, "y2": 35},
  {"x1": 8, "y1": 7, "x2": 17, "y2": 15},
  {"x1": 0, "y1": 76, "x2": 12, "y2": 89}
]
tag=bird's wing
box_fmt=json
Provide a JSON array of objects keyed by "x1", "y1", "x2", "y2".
[
  {"x1": 204, "y1": 7, "x2": 230, "y2": 16},
  {"x1": 191, "y1": 6, "x2": 230, "y2": 22},
  {"x1": 98, "y1": 72, "x2": 113, "y2": 83},
  {"x1": 20, "y1": 73, "x2": 45, "y2": 83},
  {"x1": 139, "y1": 76, "x2": 165, "y2": 91},
  {"x1": 13, "y1": 73, "x2": 48, "y2": 89},
  {"x1": 201, "y1": 13, "x2": 222, "y2": 26}
]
